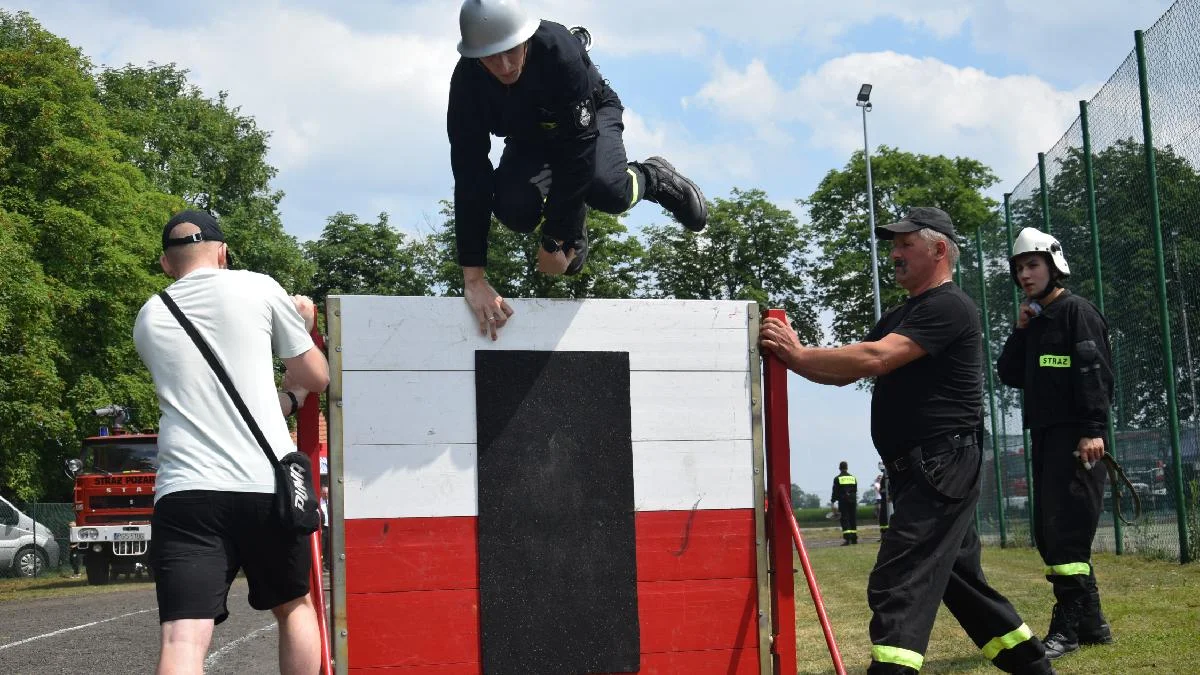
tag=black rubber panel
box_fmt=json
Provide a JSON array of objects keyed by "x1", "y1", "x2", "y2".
[{"x1": 475, "y1": 350, "x2": 640, "y2": 675}]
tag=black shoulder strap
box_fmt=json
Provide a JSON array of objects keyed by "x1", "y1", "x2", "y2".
[{"x1": 157, "y1": 291, "x2": 280, "y2": 469}]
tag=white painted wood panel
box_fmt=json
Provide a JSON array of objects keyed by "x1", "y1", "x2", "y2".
[
  {"x1": 341, "y1": 370, "x2": 752, "y2": 446},
  {"x1": 342, "y1": 440, "x2": 755, "y2": 519},
  {"x1": 335, "y1": 296, "x2": 751, "y2": 372}
]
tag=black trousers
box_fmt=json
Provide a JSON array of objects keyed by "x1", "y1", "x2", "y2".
[
  {"x1": 1031, "y1": 426, "x2": 1106, "y2": 617},
  {"x1": 839, "y1": 498, "x2": 858, "y2": 542},
  {"x1": 492, "y1": 87, "x2": 640, "y2": 234},
  {"x1": 868, "y1": 438, "x2": 1050, "y2": 674}
]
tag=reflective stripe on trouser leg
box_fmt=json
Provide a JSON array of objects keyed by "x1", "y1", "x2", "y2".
[
  {"x1": 981, "y1": 623, "x2": 1035, "y2": 661},
  {"x1": 1045, "y1": 562, "x2": 1091, "y2": 577},
  {"x1": 626, "y1": 167, "x2": 640, "y2": 208},
  {"x1": 872, "y1": 645, "x2": 923, "y2": 670},
  {"x1": 843, "y1": 530, "x2": 858, "y2": 534}
]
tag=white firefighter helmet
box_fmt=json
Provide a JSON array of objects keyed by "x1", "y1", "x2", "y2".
[
  {"x1": 457, "y1": 0, "x2": 541, "y2": 58},
  {"x1": 1010, "y1": 227, "x2": 1070, "y2": 284}
]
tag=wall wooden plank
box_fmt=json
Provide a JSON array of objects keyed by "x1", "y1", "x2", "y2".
[
  {"x1": 346, "y1": 578, "x2": 756, "y2": 669},
  {"x1": 342, "y1": 510, "x2": 755, "y2": 594},
  {"x1": 342, "y1": 440, "x2": 755, "y2": 519},
  {"x1": 342, "y1": 371, "x2": 751, "y2": 447},
  {"x1": 337, "y1": 296, "x2": 750, "y2": 372}
]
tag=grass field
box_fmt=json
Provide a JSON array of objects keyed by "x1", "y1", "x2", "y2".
[
  {"x1": 0, "y1": 572, "x2": 153, "y2": 603},
  {"x1": 794, "y1": 526, "x2": 1200, "y2": 674}
]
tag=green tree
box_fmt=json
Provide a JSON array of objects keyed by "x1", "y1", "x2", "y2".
[
  {"x1": 641, "y1": 188, "x2": 821, "y2": 344},
  {"x1": 96, "y1": 63, "x2": 312, "y2": 290},
  {"x1": 304, "y1": 212, "x2": 435, "y2": 303},
  {"x1": 803, "y1": 146, "x2": 999, "y2": 346},
  {"x1": 791, "y1": 483, "x2": 820, "y2": 509},
  {"x1": 431, "y1": 204, "x2": 646, "y2": 300},
  {"x1": 0, "y1": 11, "x2": 175, "y2": 499}
]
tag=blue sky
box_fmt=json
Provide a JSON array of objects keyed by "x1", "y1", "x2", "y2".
[{"x1": 14, "y1": 0, "x2": 1174, "y2": 495}]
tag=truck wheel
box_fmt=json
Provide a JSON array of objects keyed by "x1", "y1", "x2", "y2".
[
  {"x1": 85, "y1": 555, "x2": 111, "y2": 585},
  {"x1": 12, "y1": 546, "x2": 48, "y2": 578}
]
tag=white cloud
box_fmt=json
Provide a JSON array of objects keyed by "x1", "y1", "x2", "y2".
[{"x1": 689, "y1": 51, "x2": 1097, "y2": 192}]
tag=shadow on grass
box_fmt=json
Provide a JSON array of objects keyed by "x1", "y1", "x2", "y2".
[{"x1": 922, "y1": 655, "x2": 994, "y2": 673}]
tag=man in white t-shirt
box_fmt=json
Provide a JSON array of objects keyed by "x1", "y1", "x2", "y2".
[{"x1": 134, "y1": 209, "x2": 330, "y2": 675}]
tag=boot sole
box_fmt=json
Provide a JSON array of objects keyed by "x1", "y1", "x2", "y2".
[{"x1": 646, "y1": 156, "x2": 708, "y2": 231}]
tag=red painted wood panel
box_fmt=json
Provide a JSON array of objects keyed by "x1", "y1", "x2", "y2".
[
  {"x1": 344, "y1": 510, "x2": 760, "y2": 670},
  {"x1": 635, "y1": 510, "x2": 755, "y2": 582},
  {"x1": 344, "y1": 517, "x2": 478, "y2": 593},
  {"x1": 347, "y1": 579, "x2": 756, "y2": 669},
  {"x1": 637, "y1": 579, "x2": 759, "y2": 653},
  {"x1": 347, "y1": 589, "x2": 479, "y2": 668},
  {"x1": 343, "y1": 510, "x2": 754, "y2": 594},
  {"x1": 348, "y1": 648, "x2": 758, "y2": 674}
]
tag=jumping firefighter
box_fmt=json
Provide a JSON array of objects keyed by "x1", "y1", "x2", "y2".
[
  {"x1": 832, "y1": 461, "x2": 858, "y2": 545},
  {"x1": 448, "y1": 0, "x2": 707, "y2": 340},
  {"x1": 997, "y1": 227, "x2": 1115, "y2": 659}
]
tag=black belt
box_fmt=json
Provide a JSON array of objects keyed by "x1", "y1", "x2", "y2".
[{"x1": 886, "y1": 432, "x2": 977, "y2": 474}]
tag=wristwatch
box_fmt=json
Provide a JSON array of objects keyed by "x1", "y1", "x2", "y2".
[
  {"x1": 542, "y1": 235, "x2": 582, "y2": 254},
  {"x1": 286, "y1": 391, "x2": 299, "y2": 416}
]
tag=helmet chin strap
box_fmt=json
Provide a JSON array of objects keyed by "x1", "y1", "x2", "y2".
[{"x1": 1030, "y1": 278, "x2": 1061, "y2": 302}]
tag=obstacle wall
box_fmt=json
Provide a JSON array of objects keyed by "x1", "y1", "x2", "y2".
[{"x1": 328, "y1": 297, "x2": 770, "y2": 674}]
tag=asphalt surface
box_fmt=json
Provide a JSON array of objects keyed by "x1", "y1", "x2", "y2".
[{"x1": 0, "y1": 577, "x2": 331, "y2": 674}]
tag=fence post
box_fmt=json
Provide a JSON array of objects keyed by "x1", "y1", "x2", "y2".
[
  {"x1": 1135, "y1": 29, "x2": 1190, "y2": 563},
  {"x1": 1038, "y1": 153, "x2": 1052, "y2": 235},
  {"x1": 1080, "y1": 99, "x2": 1124, "y2": 555},
  {"x1": 1004, "y1": 193, "x2": 1037, "y2": 547},
  {"x1": 977, "y1": 228, "x2": 1007, "y2": 548}
]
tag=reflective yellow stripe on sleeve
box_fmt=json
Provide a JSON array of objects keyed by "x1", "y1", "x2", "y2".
[
  {"x1": 982, "y1": 623, "x2": 1034, "y2": 661},
  {"x1": 872, "y1": 645, "x2": 924, "y2": 670},
  {"x1": 626, "y1": 168, "x2": 640, "y2": 208},
  {"x1": 1044, "y1": 562, "x2": 1091, "y2": 576}
]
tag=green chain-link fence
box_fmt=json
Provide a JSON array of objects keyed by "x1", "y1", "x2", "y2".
[{"x1": 963, "y1": 0, "x2": 1200, "y2": 563}]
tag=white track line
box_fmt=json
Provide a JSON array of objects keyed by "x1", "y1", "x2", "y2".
[
  {"x1": 204, "y1": 622, "x2": 277, "y2": 670},
  {"x1": 0, "y1": 609, "x2": 155, "y2": 651}
]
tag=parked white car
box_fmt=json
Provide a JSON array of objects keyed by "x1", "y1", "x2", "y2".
[{"x1": 0, "y1": 495, "x2": 61, "y2": 577}]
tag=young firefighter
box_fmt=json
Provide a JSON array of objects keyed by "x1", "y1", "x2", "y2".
[
  {"x1": 996, "y1": 227, "x2": 1115, "y2": 659},
  {"x1": 448, "y1": 0, "x2": 707, "y2": 340}
]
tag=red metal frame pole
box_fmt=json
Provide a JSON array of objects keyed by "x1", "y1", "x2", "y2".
[
  {"x1": 297, "y1": 326, "x2": 333, "y2": 675},
  {"x1": 777, "y1": 484, "x2": 846, "y2": 675},
  {"x1": 762, "y1": 309, "x2": 797, "y2": 675}
]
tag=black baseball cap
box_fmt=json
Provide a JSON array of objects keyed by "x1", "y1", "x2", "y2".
[
  {"x1": 162, "y1": 209, "x2": 225, "y2": 250},
  {"x1": 876, "y1": 207, "x2": 957, "y2": 240}
]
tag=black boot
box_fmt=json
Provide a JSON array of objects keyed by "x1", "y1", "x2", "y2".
[
  {"x1": 637, "y1": 157, "x2": 707, "y2": 231},
  {"x1": 1076, "y1": 584, "x2": 1113, "y2": 646},
  {"x1": 1043, "y1": 602, "x2": 1080, "y2": 660},
  {"x1": 564, "y1": 230, "x2": 588, "y2": 276}
]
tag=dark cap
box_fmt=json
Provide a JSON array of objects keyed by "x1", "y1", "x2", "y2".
[
  {"x1": 876, "y1": 206, "x2": 956, "y2": 240},
  {"x1": 162, "y1": 210, "x2": 224, "y2": 250}
]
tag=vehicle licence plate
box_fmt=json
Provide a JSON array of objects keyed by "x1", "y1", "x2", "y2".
[{"x1": 113, "y1": 532, "x2": 145, "y2": 541}]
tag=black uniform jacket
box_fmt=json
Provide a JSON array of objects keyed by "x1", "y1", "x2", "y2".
[
  {"x1": 996, "y1": 291, "x2": 1114, "y2": 437},
  {"x1": 832, "y1": 472, "x2": 858, "y2": 504},
  {"x1": 448, "y1": 20, "x2": 604, "y2": 267}
]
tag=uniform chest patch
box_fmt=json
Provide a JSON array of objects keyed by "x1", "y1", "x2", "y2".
[{"x1": 1039, "y1": 354, "x2": 1071, "y2": 368}]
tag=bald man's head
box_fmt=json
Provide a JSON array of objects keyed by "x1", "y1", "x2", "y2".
[{"x1": 160, "y1": 210, "x2": 228, "y2": 278}]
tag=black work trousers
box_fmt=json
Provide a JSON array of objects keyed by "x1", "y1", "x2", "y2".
[
  {"x1": 492, "y1": 87, "x2": 641, "y2": 235},
  {"x1": 1031, "y1": 425, "x2": 1107, "y2": 617},
  {"x1": 868, "y1": 438, "x2": 1051, "y2": 674},
  {"x1": 839, "y1": 499, "x2": 858, "y2": 543}
]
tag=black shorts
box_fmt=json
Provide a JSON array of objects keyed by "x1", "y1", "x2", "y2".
[{"x1": 150, "y1": 490, "x2": 311, "y2": 625}]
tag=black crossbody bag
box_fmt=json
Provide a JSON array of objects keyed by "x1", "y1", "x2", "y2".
[{"x1": 158, "y1": 291, "x2": 320, "y2": 535}]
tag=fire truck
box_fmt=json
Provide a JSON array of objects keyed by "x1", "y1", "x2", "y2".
[{"x1": 65, "y1": 405, "x2": 157, "y2": 585}]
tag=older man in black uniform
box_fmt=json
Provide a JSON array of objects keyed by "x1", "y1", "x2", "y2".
[
  {"x1": 448, "y1": 0, "x2": 707, "y2": 340},
  {"x1": 760, "y1": 207, "x2": 1052, "y2": 674},
  {"x1": 997, "y1": 227, "x2": 1114, "y2": 660}
]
